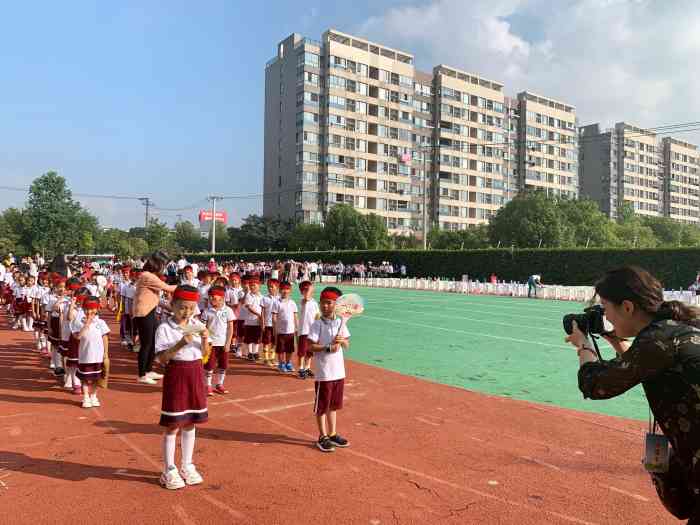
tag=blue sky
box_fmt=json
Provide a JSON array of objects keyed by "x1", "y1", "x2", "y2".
[{"x1": 2, "y1": 1, "x2": 699, "y2": 228}]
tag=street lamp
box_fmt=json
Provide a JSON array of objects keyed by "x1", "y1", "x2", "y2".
[{"x1": 414, "y1": 143, "x2": 438, "y2": 250}]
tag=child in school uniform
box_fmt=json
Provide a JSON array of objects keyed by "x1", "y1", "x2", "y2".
[
  {"x1": 261, "y1": 278, "x2": 279, "y2": 367},
  {"x1": 197, "y1": 271, "x2": 212, "y2": 313},
  {"x1": 60, "y1": 278, "x2": 83, "y2": 394},
  {"x1": 125, "y1": 269, "x2": 141, "y2": 352},
  {"x1": 307, "y1": 286, "x2": 351, "y2": 453},
  {"x1": 13, "y1": 274, "x2": 30, "y2": 331},
  {"x1": 297, "y1": 280, "x2": 320, "y2": 378},
  {"x1": 72, "y1": 297, "x2": 110, "y2": 408},
  {"x1": 46, "y1": 276, "x2": 67, "y2": 376},
  {"x1": 118, "y1": 266, "x2": 132, "y2": 347},
  {"x1": 272, "y1": 281, "x2": 298, "y2": 373},
  {"x1": 227, "y1": 272, "x2": 244, "y2": 357},
  {"x1": 202, "y1": 286, "x2": 234, "y2": 395},
  {"x1": 32, "y1": 273, "x2": 50, "y2": 355},
  {"x1": 180, "y1": 266, "x2": 199, "y2": 288},
  {"x1": 243, "y1": 274, "x2": 264, "y2": 361},
  {"x1": 155, "y1": 285, "x2": 210, "y2": 490}
]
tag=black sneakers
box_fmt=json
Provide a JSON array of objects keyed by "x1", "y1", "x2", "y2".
[
  {"x1": 316, "y1": 435, "x2": 335, "y2": 453},
  {"x1": 328, "y1": 434, "x2": 349, "y2": 448},
  {"x1": 305, "y1": 369, "x2": 315, "y2": 378}
]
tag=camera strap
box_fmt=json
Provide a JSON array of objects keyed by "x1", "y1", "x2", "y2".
[{"x1": 644, "y1": 409, "x2": 669, "y2": 473}]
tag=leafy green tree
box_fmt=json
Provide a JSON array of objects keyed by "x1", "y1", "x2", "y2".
[
  {"x1": 288, "y1": 223, "x2": 328, "y2": 251},
  {"x1": 429, "y1": 225, "x2": 490, "y2": 249},
  {"x1": 0, "y1": 208, "x2": 28, "y2": 254},
  {"x1": 227, "y1": 215, "x2": 293, "y2": 251},
  {"x1": 488, "y1": 191, "x2": 566, "y2": 248},
  {"x1": 557, "y1": 198, "x2": 618, "y2": 247},
  {"x1": 323, "y1": 204, "x2": 367, "y2": 249},
  {"x1": 174, "y1": 221, "x2": 205, "y2": 253},
  {"x1": 390, "y1": 233, "x2": 421, "y2": 249},
  {"x1": 24, "y1": 172, "x2": 99, "y2": 255},
  {"x1": 360, "y1": 213, "x2": 390, "y2": 249},
  {"x1": 145, "y1": 218, "x2": 180, "y2": 254},
  {"x1": 642, "y1": 216, "x2": 685, "y2": 247}
]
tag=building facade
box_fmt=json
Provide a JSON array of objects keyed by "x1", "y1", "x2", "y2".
[
  {"x1": 264, "y1": 29, "x2": 579, "y2": 234},
  {"x1": 661, "y1": 137, "x2": 700, "y2": 225}
]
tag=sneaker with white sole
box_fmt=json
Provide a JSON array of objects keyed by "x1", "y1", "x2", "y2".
[
  {"x1": 138, "y1": 376, "x2": 157, "y2": 385},
  {"x1": 147, "y1": 371, "x2": 163, "y2": 380},
  {"x1": 180, "y1": 464, "x2": 203, "y2": 485},
  {"x1": 90, "y1": 395, "x2": 100, "y2": 407},
  {"x1": 81, "y1": 398, "x2": 93, "y2": 408},
  {"x1": 160, "y1": 466, "x2": 186, "y2": 490}
]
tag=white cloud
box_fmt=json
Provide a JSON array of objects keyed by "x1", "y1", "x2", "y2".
[{"x1": 358, "y1": 0, "x2": 700, "y2": 140}]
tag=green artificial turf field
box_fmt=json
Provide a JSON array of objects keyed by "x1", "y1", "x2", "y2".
[{"x1": 330, "y1": 285, "x2": 648, "y2": 421}]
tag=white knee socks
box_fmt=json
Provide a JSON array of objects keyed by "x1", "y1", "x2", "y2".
[
  {"x1": 163, "y1": 432, "x2": 177, "y2": 471},
  {"x1": 181, "y1": 427, "x2": 196, "y2": 468}
]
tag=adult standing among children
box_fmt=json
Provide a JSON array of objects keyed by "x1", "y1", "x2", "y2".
[{"x1": 133, "y1": 251, "x2": 178, "y2": 385}]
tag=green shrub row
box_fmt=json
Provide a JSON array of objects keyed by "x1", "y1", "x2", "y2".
[{"x1": 189, "y1": 248, "x2": 700, "y2": 289}]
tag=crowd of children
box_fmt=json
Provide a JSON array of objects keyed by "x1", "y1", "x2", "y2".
[{"x1": 1, "y1": 256, "x2": 353, "y2": 491}]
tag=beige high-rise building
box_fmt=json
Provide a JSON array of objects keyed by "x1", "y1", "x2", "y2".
[
  {"x1": 516, "y1": 92, "x2": 578, "y2": 199},
  {"x1": 661, "y1": 137, "x2": 700, "y2": 224},
  {"x1": 264, "y1": 29, "x2": 579, "y2": 233},
  {"x1": 579, "y1": 122, "x2": 662, "y2": 220}
]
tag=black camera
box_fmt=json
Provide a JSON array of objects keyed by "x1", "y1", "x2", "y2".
[{"x1": 562, "y1": 305, "x2": 608, "y2": 335}]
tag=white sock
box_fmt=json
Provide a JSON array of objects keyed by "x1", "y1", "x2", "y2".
[
  {"x1": 71, "y1": 367, "x2": 81, "y2": 388},
  {"x1": 51, "y1": 348, "x2": 62, "y2": 369},
  {"x1": 181, "y1": 427, "x2": 196, "y2": 468},
  {"x1": 20, "y1": 317, "x2": 28, "y2": 331},
  {"x1": 206, "y1": 371, "x2": 213, "y2": 387},
  {"x1": 27, "y1": 317, "x2": 34, "y2": 330},
  {"x1": 217, "y1": 371, "x2": 225, "y2": 386},
  {"x1": 250, "y1": 343, "x2": 259, "y2": 355},
  {"x1": 163, "y1": 433, "x2": 177, "y2": 472}
]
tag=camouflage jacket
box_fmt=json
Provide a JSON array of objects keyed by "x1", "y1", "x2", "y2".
[{"x1": 579, "y1": 319, "x2": 700, "y2": 489}]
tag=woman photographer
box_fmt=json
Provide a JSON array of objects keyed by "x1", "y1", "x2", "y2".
[
  {"x1": 133, "y1": 251, "x2": 177, "y2": 384},
  {"x1": 565, "y1": 266, "x2": 700, "y2": 522}
]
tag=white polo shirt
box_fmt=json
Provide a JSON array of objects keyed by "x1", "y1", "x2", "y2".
[
  {"x1": 224, "y1": 287, "x2": 239, "y2": 315},
  {"x1": 155, "y1": 317, "x2": 206, "y2": 361},
  {"x1": 261, "y1": 294, "x2": 278, "y2": 328},
  {"x1": 298, "y1": 298, "x2": 320, "y2": 336},
  {"x1": 272, "y1": 298, "x2": 298, "y2": 335},
  {"x1": 308, "y1": 317, "x2": 350, "y2": 382},
  {"x1": 244, "y1": 293, "x2": 263, "y2": 326},
  {"x1": 201, "y1": 305, "x2": 235, "y2": 346},
  {"x1": 70, "y1": 316, "x2": 110, "y2": 363}
]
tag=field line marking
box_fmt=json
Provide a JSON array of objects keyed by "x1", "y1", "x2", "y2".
[
  {"x1": 252, "y1": 402, "x2": 312, "y2": 414},
  {"x1": 174, "y1": 504, "x2": 197, "y2": 525},
  {"x1": 603, "y1": 485, "x2": 650, "y2": 502},
  {"x1": 210, "y1": 388, "x2": 315, "y2": 406},
  {"x1": 362, "y1": 315, "x2": 570, "y2": 349},
  {"x1": 92, "y1": 408, "x2": 249, "y2": 521},
  {"x1": 226, "y1": 399, "x2": 598, "y2": 525}
]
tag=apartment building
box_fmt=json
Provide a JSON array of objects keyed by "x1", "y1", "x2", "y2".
[
  {"x1": 579, "y1": 122, "x2": 663, "y2": 220},
  {"x1": 264, "y1": 29, "x2": 579, "y2": 233},
  {"x1": 516, "y1": 92, "x2": 578, "y2": 199},
  {"x1": 661, "y1": 137, "x2": 700, "y2": 224}
]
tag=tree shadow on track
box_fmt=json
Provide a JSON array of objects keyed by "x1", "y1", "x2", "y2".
[
  {"x1": 0, "y1": 391, "x2": 82, "y2": 407},
  {"x1": 0, "y1": 450, "x2": 157, "y2": 484},
  {"x1": 94, "y1": 419, "x2": 312, "y2": 447}
]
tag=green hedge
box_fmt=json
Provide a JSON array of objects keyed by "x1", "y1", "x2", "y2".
[{"x1": 189, "y1": 248, "x2": 700, "y2": 289}]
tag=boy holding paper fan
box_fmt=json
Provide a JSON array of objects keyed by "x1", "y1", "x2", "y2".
[{"x1": 308, "y1": 286, "x2": 351, "y2": 453}]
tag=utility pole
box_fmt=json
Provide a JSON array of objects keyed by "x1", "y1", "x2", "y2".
[
  {"x1": 207, "y1": 195, "x2": 224, "y2": 253},
  {"x1": 139, "y1": 198, "x2": 153, "y2": 229}
]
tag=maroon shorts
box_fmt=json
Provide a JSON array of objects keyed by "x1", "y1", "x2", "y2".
[
  {"x1": 243, "y1": 325, "x2": 261, "y2": 344},
  {"x1": 204, "y1": 346, "x2": 228, "y2": 372},
  {"x1": 235, "y1": 319, "x2": 245, "y2": 339},
  {"x1": 313, "y1": 379, "x2": 344, "y2": 415},
  {"x1": 297, "y1": 335, "x2": 312, "y2": 357},
  {"x1": 276, "y1": 333, "x2": 295, "y2": 355},
  {"x1": 262, "y1": 326, "x2": 274, "y2": 345},
  {"x1": 77, "y1": 362, "x2": 103, "y2": 382},
  {"x1": 160, "y1": 360, "x2": 208, "y2": 427},
  {"x1": 48, "y1": 317, "x2": 61, "y2": 345}
]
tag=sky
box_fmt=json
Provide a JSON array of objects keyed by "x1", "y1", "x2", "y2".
[{"x1": 1, "y1": 0, "x2": 699, "y2": 229}]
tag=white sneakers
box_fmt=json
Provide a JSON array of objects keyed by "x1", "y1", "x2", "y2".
[
  {"x1": 138, "y1": 376, "x2": 157, "y2": 385},
  {"x1": 90, "y1": 394, "x2": 100, "y2": 407},
  {"x1": 147, "y1": 371, "x2": 164, "y2": 380},
  {"x1": 180, "y1": 464, "x2": 203, "y2": 485},
  {"x1": 82, "y1": 398, "x2": 92, "y2": 408},
  {"x1": 160, "y1": 467, "x2": 185, "y2": 490},
  {"x1": 159, "y1": 465, "x2": 203, "y2": 490}
]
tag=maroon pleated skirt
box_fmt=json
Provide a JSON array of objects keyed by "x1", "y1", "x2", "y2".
[
  {"x1": 159, "y1": 360, "x2": 208, "y2": 427},
  {"x1": 77, "y1": 362, "x2": 103, "y2": 381},
  {"x1": 65, "y1": 335, "x2": 79, "y2": 364}
]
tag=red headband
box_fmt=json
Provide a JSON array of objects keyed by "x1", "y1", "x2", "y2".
[
  {"x1": 83, "y1": 300, "x2": 100, "y2": 310},
  {"x1": 267, "y1": 279, "x2": 279, "y2": 286},
  {"x1": 230, "y1": 272, "x2": 240, "y2": 279},
  {"x1": 67, "y1": 282, "x2": 81, "y2": 291},
  {"x1": 184, "y1": 265, "x2": 192, "y2": 271},
  {"x1": 320, "y1": 289, "x2": 342, "y2": 301},
  {"x1": 299, "y1": 281, "x2": 312, "y2": 291},
  {"x1": 173, "y1": 289, "x2": 199, "y2": 302},
  {"x1": 279, "y1": 282, "x2": 292, "y2": 291},
  {"x1": 53, "y1": 276, "x2": 67, "y2": 285},
  {"x1": 208, "y1": 288, "x2": 225, "y2": 298}
]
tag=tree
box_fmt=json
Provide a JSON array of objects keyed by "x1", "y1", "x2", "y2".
[
  {"x1": 288, "y1": 223, "x2": 328, "y2": 251},
  {"x1": 488, "y1": 191, "x2": 566, "y2": 248},
  {"x1": 557, "y1": 198, "x2": 618, "y2": 247},
  {"x1": 323, "y1": 204, "x2": 367, "y2": 249},
  {"x1": 642, "y1": 216, "x2": 684, "y2": 247},
  {"x1": 429, "y1": 225, "x2": 490, "y2": 249},
  {"x1": 227, "y1": 215, "x2": 293, "y2": 252},
  {"x1": 0, "y1": 207, "x2": 29, "y2": 254},
  {"x1": 360, "y1": 213, "x2": 390, "y2": 249},
  {"x1": 145, "y1": 218, "x2": 179, "y2": 254},
  {"x1": 174, "y1": 221, "x2": 205, "y2": 253},
  {"x1": 24, "y1": 172, "x2": 99, "y2": 255},
  {"x1": 611, "y1": 203, "x2": 658, "y2": 248}
]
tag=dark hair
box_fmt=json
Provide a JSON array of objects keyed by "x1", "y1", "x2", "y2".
[
  {"x1": 143, "y1": 250, "x2": 168, "y2": 274},
  {"x1": 595, "y1": 266, "x2": 700, "y2": 328}
]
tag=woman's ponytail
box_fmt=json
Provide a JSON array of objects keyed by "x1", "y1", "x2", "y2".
[{"x1": 656, "y1": 301, "x2": 700, "y2": 328}]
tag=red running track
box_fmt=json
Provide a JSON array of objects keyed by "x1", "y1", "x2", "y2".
[{"x1": 0, "y1": 311, "x2": 674, "y2": 524}]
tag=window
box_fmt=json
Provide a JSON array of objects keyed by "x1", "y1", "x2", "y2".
[{"x1": 297, "y1": 51, "x2": 319, "y2": 68}]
